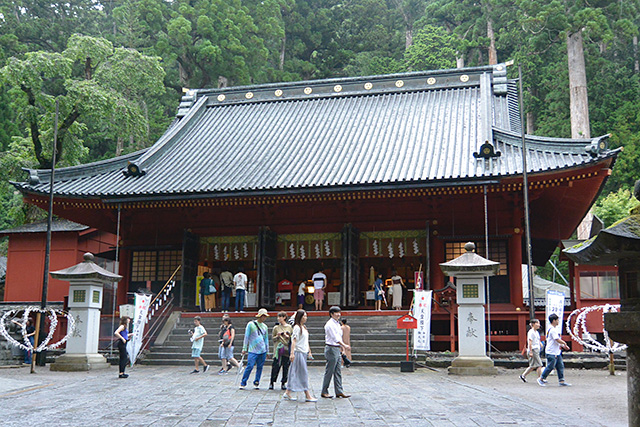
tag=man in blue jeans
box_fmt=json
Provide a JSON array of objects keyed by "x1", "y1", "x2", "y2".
[
  {"x1": 538, "y1": 313, "x2": 571, "y2": 387},
  {"x1": 240, "y1": 308, "x2": 269, "y2": 389},
  {"x1": 233, "y1": 268, "x2": 248, "y2": 313},
  {"x1": 220, "y1": 268, "x2": 233, "y2": 313}
]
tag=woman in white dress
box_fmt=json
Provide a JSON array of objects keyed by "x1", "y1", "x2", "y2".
[
  {"x1": 283, "y1": 310, "x2": 317, "y2": 402},
  {"x1": 391, "y1": 270, "x2": 406, "y2": 310}
]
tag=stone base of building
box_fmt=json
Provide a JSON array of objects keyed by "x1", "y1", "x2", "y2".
[
  {"x1": 50, "y1": 354, "x2": 110, "y2": 372},
  {"x1": 448, "y1": 355, "x2": 497, "y2": 375}
]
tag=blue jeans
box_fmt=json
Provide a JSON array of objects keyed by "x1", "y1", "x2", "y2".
[
  {"x1": 241, "y1": 352, "x2": 266, "y2": 387},
  {"x1": 236, "y1": 289, "x2": 245, "y2": 312},
  {"x1": 541, "y1": 353, "x2": 565, "y2": 383},
  {"x1": 221, "y1": 287, "x2": 231, "y2": 311},
  {"x1": 24, "y1": 337, "x2": 34, "y2": 364}
]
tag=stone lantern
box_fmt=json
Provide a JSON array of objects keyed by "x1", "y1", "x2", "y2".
[
  {"x1": 563, "y1": 180, "x2": 640, "y2": 425},
  {"x1": 50, "y1": 253, "x2": 123, "y2": 371},
  {"x1": 440, "y1": 242, "x2": 499, "y2": 375}
]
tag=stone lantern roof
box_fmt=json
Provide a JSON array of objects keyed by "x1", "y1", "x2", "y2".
[
  {"x1": 564, "y1": 180, "x2": 640, "y2": 265},
  {"x1": 50, "y1": 253, "x2": 122, "y2": 283},
  {"x1": 439, "y1": 242, "x2": 500, "y2": 277}
]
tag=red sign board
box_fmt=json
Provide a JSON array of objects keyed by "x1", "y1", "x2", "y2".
[{"x1": 396, "y1": 314, "x2": 418, "y2": 329}]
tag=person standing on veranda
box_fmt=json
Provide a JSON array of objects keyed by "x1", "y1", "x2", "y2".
[
  {"x1": 200, "y1": 272, "x2": 216, "y2": 312},
  {"x1": 234, "y1": 267, "x2": 248, "y2": 313},
  {"x1": 312, "y1": 269, "x2": 327, "y2": 311},
  {"x1": 220, "y1": 268, "x2": 234, "y2": 313},
  {"x1": 374, "y1": 273, "x2": 384, "y2": 311},
  {"x1": 321, "y1": 306, "x2": 351, "y2": 399},
  {"x1": 297, "y1": 280, "x2": 306, "y2": 310},
  {"x1": 390, "y1": 270, "x2": 406, "y2": 310},
  {"x1": 283, "y1": 309, "x2": 317, "y2": 402}
]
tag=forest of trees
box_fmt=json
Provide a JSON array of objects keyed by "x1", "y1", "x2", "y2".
[{"x1": 1, "y1": 0, "x2": 639, "y2": 249}]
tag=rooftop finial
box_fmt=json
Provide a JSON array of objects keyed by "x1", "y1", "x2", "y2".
[
  {"x1": 464, "y1": 242, "x2": 475, "y2": 252},
  {"x1": 83, "y1": 252, "x2": 95, "y2": 262}
]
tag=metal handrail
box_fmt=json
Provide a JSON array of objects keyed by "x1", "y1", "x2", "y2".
[{"x1": 139, "y1": 296, "x2": 174, "y2": 357}]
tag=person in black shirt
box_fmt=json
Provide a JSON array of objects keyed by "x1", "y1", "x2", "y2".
[{"x1": 12, "y1": 317, "x2": 36, "y2": 364}]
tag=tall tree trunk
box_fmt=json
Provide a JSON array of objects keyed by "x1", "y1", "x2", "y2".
[
  {"x1": 526, "y1": 88, "x2": 536, "y2": 134},
  {"x1": 567, "y1": 30, "x2": 590, "y2": 139},
  {"x1": 487, "y1": 19, "x2": 498, "y2": 65},
  {"x1": 634, "y1": 35, "x2": 639, "y2": 73},
  {"x1": 456, "y1": 55, "x2": 465, "y2": 68},
  {"x1": 279, "y1": 34, "x2": 286, "y2": 71},
  {"x1": 116, "y1": 136, "x2": 124, "y2": 156},
  {"x1": 405, "y1": 27, "x2": 413, "y2": 49},
  {"x1": 218, "y1": 76, "x2": 229, "y2": 88}
]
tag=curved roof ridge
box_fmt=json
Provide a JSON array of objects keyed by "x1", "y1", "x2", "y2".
[
  {"x1": 19, "y1": 149, "x2": 146, "y2": 185},
  {"x1": 189, "y1": 64, "x2": 499, "y2": 96}
]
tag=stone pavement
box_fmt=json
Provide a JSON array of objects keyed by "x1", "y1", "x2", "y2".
[{"x1": 0, "y1": 364, "x2": 627, "y2": 426}]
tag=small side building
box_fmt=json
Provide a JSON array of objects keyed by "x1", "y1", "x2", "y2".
[{"x1": 0, "y1": 219, "x2": 117, "y2": 307}]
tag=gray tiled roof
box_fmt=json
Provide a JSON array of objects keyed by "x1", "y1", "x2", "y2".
[
  {"x1": 0, "y1": 219, "x2": 89, "y2": 234},
  {"x1": 14, "y1": 64, "x2": 618, "y2": 201}
]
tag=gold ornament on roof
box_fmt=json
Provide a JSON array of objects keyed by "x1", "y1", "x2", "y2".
[
  {"x1": 217, "y1": 94, "x2": 226, "y2": 102},
  {"x1": 395, "y1": 80, "x2": 404, "y2": 88},
  {"x1": 245, "y1": 92, "x2": 254, "y2": 99},
  {"x1": 274, "y1": 89, "x2": 283, "y2": 97},
  {"x1": 364, "y1": 82, "x2": 373, "y2": 90},
  {"x1": 427, "y1": 77, "x2": 436, "y2": 85},
  {"x1": 334, "y1": 85, "x2": 343, "y2": 92},
  {"x1": 304, "y1": 87, "x2": 313, "y2": 95},
  {"x1": 460, "y1": 74, "x2": 469, "y2": 82}
]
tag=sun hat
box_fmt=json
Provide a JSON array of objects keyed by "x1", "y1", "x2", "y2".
[{"x1": 256, "y1": 308, "x2": 269, "y2": 317}]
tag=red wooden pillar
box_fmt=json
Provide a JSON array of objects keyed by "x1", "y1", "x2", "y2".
[
  {"x1": 431, "y1": 236, "x2": 445, "y2": 312},
  {"x1": 509, "y1": 232, "x2": 524, "y2": 308},
  {"x1": 117, "y1": 248, "x2": 131, "y2": 310},
  {"x1": 509, "y1": 232, "x2": 526, "y2": 349}
]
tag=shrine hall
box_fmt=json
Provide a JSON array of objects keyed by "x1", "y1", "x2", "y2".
[{"x1": 13, "y1": 63, "x2": 619, "y2": 351}]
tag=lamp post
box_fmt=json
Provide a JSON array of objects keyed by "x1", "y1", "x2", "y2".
[{"x1": 440, "y1": 242, "x2": 499, "y2": 375}]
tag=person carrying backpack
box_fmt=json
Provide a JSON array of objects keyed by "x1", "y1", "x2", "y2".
[
  {"x1": 218, "y1": 314, "x2": 242, "y2": 374},
  {"x1": 220, "y1": 268, "x2": 234, "y2": 313},
  {"x1": 200, "y1": 272, "x2": 216, "y2": 312}
]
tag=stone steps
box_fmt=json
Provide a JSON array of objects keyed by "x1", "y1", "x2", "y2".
[{"x1": 140, "y1": 313, "x2": 411, "y2": 366}]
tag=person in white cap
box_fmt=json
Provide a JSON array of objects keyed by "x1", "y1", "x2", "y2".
[{"x1": 240, "y1": 308, "x2": 270, "y2": 389}]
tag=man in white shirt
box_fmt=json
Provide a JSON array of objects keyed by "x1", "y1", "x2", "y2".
[
  {"x1": 519, "y1": 318, "x2": 543, "y2": 382},
  {"x1": 233, "y1": 268, "x2": 248, "y2": 313},
  {"x1": 312, "y1": 269, "x2": 327, "y2": 311},
  {"x1": 537, "y1": 313, "x2": 571, "y2": 387},
  {"x1": 321, "y1": 306, "x2": 351, "y2": 399}
]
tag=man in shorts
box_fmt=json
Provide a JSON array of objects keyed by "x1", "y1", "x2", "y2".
[
  {"x1": 190, "y1": 316, "x2": 210, "y2": 374},
  {"x1": 312, "y1": 269, "x2": 327, "y2": 311},
  {"x1": 519, "y1": 318, "x2": 542, "y2": 382}
]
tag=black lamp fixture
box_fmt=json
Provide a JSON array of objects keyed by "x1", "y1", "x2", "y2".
[{"x1": 124, "y1": 161, "x2": 146, "y2": 177}]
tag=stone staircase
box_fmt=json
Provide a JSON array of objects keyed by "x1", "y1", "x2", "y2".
[{"x1": 140, "y1": 312, "x2": 411, "y2": 367}]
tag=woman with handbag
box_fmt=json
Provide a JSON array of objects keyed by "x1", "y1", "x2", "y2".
[
  {"x1": 269, "y1": 311, "x2": 293, "y2": 390},
  {"x1": 218, "y1": 315, "x2": 241, "y2": 374},
  {"x1": 283, "y1": 310, "x2": 317, "y2": 402}
]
